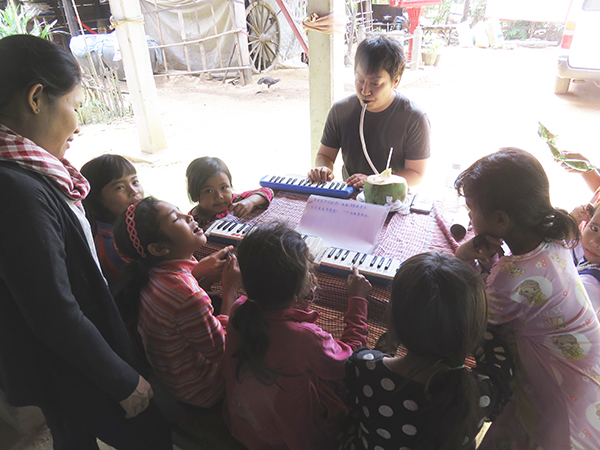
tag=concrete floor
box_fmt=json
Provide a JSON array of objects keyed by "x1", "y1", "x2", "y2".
[
  {"x1": 5, "y1": 425, "x2": 115, "y2": 450},
  {"x1": 0, "y1": 417, "x2": 22, "y2": 449},
  {"x1": 5, "y1": 423, "x2": 185, "y2": 450}
]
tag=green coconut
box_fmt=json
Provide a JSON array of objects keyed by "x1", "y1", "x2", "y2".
[{"x1": 364, "y1": 170, "x2": 407, "y2": 205}]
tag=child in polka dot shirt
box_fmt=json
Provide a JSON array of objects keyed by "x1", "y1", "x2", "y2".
[
  {"x1": 456, "y1": 149, "x2": 600, "y2": 449},
  {"x1": 340, "y1": 252, "x2": 514, "y2": 450}
]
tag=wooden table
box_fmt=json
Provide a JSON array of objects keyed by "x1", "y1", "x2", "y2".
[{"x1": 195, "y1": 191, "x2": 463, "y2": 348}]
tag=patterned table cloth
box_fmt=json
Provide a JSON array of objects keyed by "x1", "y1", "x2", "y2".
[{"x1": 195, "y1": 191, "x2": 464, "y2": 347}]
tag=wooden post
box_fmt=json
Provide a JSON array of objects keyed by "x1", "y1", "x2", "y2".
[
  {"x1": 108, "y1": 0, "x2": 167, "y2": 154},
  {"x1": 229, "y1": 0, "x2": 252, "y2": 85},
  {"x1": 307, "y1": 0, "x2": 344, "y2": 168},
  {"x1": 406, "y1": 6, "x2": 423, "y2": 60},
  {"x1": 462, "y1": 0, "x2": 470, "y2": 23},
  {"x1": 411, "y1": 26, "x2": 422, "y2": 70},
  {"x1": 61, "y1": 0, "x2": 79, "y2": 37}
]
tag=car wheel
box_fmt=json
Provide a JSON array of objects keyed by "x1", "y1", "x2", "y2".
[{"x1": 555, "y1": 76, "x2": 571, "y2": 94}]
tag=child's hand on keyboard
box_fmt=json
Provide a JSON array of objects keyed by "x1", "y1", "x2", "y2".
[{"x1": 347, "y1": 267, "x2": 372, "y2": 299}]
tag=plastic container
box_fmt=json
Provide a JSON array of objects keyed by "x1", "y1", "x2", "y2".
[
  {"x1": 444, "y1": 162, "x2": 462, "y2": 205},
  {"x1": 450, "y1": 204, "x2": 470, "y2": 241},
  {"x1": 445, "y1": 162, "x2": 462, "y2": 190}
]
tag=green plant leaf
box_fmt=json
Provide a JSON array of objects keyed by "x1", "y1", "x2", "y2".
[
  {"x1": 0, "y1": 0, "x2": 60, "y2": 39},
  {"x1": 538, "y1": 122, "x2": 598, "y2": 172}
]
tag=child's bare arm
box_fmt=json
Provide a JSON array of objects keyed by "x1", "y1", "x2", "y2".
[
  {"x1": 231, "y1": 194, "x2": 267, "y2": 217},
  {"x1": 347, "y1": 267, "x2": 372, "y2": 299},
  {"x1": 570, "y1": 203, "x2": 594, "y2": 225},
  {"x1": 219, "y1": 254, "x2": 242, "y2": 316},
  {"x1": 558, "y1": 151, "x2": 600, "y2": 192},
  {"x1": 456, "y1": 234, "x2": 504, "y2": 264},
  {"x1": 192, "y1": 246, "x2": 234, "y2": 289}
]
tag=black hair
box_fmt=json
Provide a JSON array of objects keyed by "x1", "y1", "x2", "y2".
[
  {"x1": 186, "y1": 156, "x2": 233, "y2": 203},
  {"x1": 354, "y1": 34, "x2": 406, "y2": 81},
  {"x1": 113, "y1": 197, "x2": 167, "y2": 324},
  {"x1": 0, "y1": 34, "x2": 81, "y2": 110},
  {"x1": 80, "y1": 154, "x2": 138, "y2": 233},
  {"x1": 388, "y1": 252, "x2": 488, "y2": 450},
  {"x1": 232, "y1": 222, "x2": 310, "y2": 385},
  {"x1": 455, "y1": 147, "x2": 580, "y2": 247}
]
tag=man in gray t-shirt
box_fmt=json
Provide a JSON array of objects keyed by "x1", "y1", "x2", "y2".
[{"x1": 308, "y1": 35, "x2": 431, "y2": 189}]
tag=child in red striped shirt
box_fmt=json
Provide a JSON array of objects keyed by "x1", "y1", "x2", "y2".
[
  {"x1": 82, "y1": 155, "x2": 236, "y2": 298},
  {"x1": 114, "y1": 196, "x2": 242, "y2": 407},
  {"x1": 81, "y1": 154, "x2": 144, "y2": 294},
  {"x1": 186, "y1": 156, "x2": 273, "y2": 228}
]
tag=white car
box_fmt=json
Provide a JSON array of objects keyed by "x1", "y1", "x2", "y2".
[{"x1": 555, "y1": 0, "x2": 600, "y2": 94}]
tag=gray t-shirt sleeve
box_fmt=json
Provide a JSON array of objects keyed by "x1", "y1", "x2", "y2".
[{"x1": 403, "y1": 108, "x2": 431, "y2": 161}]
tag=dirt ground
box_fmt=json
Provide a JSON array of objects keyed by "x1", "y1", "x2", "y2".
[
  {"x1": 69, "y1": 67, "x2": 316, "y2": 214},
  {"x1": 6, "y1": 43, "x2": 600, "y2": 450},
  {"x1": 67, "y1": 44, "x2": 600, "y2": 215}
]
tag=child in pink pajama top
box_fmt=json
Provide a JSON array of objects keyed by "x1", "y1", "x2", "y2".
[{"x1": 456, "y1": 148, "x2": 600, "y2": 450}]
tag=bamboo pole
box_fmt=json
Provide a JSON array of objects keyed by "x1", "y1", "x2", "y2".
[
  {"x1": 153, "y1": 0, "x2": 170, "y2": 76},
  {"x1": 108, "y1": 0, "x2": 167, "y2": 153}
]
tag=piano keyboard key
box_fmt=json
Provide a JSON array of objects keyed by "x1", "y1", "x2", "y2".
[
  {"x1": 319, "y1": 247, "x2": 402, "y2": 286},
  {"x1": 260, "y1": 174, "x2": 355, "y2": 199},
  {"x1": 205, "y1": 221, "x2": 401, "y2": 286},
  {"x1": 205, "y1": 220, "x2": 327, "y2": 261},
  {"x1": 205, "y1": 220, "x2": 254, "y2": 246}
]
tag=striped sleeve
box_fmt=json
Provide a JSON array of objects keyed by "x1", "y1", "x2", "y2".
[
  {"x1": 174, "y1": 290, "x2": 226, "y2": 362},
  {"x1": 234, "y1": 187, "x2": 274, "y2": 205}
]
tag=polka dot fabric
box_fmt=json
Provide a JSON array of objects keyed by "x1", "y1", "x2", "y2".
[
  {"x1": 339, "y1": 349, "x2": 427, "y2": 450},
  {"x1": 340, "y1": 329, "x2": 514, "y2": 450}
]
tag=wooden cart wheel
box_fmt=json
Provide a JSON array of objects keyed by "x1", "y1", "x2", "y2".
[{"x1": 246, "y1": 0, "x2": 280, "y2": 73}]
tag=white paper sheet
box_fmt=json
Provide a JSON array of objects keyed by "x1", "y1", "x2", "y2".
[{"x1": 296, "y1": 195, "x2": 388, "y2": 253}]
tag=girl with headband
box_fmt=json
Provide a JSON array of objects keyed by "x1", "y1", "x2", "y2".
[
  {"x1": 81, "y1": 154, "x2": 235, "y2": 297},
  {"x1": 114, "y1": 197, "x2": 242, "y2": 408}
]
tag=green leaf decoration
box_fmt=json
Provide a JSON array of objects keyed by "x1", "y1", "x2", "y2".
[{"x1": 538, "y1": 122, "x2": 598, "y2": 172}]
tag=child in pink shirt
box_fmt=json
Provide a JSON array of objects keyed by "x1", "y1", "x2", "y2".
[
  {"x1": 186, "y1": 156, "x2": 273, "y2": 228},
  {"x1": 456, "y1": 148, "x2": 600, "y2": 449},
  {"x1": 223, "y1": 223, "x2": 371, "y2": 450}
]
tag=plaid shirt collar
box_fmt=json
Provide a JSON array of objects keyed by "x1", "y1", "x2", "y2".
[{"x1": 0, "y1": 124, "x2": 90, "y2": 211}]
